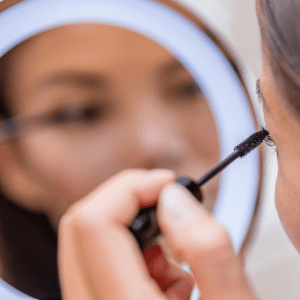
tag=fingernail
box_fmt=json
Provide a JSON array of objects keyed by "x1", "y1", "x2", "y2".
[{"x1": 159, "y1": 183, "x2": 201, "y2": 225}]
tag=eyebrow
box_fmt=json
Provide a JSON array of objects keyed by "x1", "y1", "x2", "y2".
[
  {"x1": 36, "y1": 71, "x2": 106, "y2": 90},
  {"x1": 256, "y1": 78, "x2": 270, "y2": 111}
]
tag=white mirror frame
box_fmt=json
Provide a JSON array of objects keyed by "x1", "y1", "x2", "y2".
[{"x1": 0, "y1": 0, "x2": 260, "y2": 299}]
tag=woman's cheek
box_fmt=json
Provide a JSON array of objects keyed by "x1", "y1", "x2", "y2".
[
  {"x1": 19, "y1": 133, "x2": 124, "y2": 202},
  {"x1": 275, "y1": 172, "x2": 300, "y2": 253}
]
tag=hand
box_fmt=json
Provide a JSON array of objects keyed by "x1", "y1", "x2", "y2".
[
  {"x1": 158, "y1": 182, "x2": 258, "y2": 300},
  {"x1": 58, "y1": 169, "x2": 257, "y2": 300}
]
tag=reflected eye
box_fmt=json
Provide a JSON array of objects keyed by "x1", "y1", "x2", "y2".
[
  {"x1": 178, "y1": 82, "x2": 202, "y2": 97},
  {"x1": 47, "y1": 104, "x2": 108, "y2": 126},
  {"x1": 80, "y1": 105, "x2": 104, "y2": 122},
  {"x1": 167, "y1": 81, "x2": 203, "y2": 101}
]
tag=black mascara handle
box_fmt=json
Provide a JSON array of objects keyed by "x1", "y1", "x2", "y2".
[
  {"x1": 129, "y1": 177, "x2": 202, "y2": 251},
  {"x1": 176, "y1": 177, "x2": 202, "y2": 202}
]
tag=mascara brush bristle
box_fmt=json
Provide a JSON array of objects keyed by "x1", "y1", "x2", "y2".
[{"x1": 234, "y1": 128, "x2": 269, "y2": 157}]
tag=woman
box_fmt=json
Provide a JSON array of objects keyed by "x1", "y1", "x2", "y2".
[{"x1": 58, "y1": 0, "x2": 300, "y2": 299}]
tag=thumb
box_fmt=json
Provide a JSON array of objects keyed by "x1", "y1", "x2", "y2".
[{"x1": 157, "y1": 183, "x2": 257, "y2": 300}]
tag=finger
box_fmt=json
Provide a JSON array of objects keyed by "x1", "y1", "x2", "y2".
[
  {"x1": 144, "y1": 244, "x2": 195, "y2": 300},
  {"x1": 158, "y1": 237, "x2": 182, "y2": 267},
  {"x1": 157, "y1": 183, "x2": 257, "y2": 300},
  {"x1": 58, "y1": 219, "x2": 95, "y2": 300},
  {"x1": 74, "y1": 169, "x2": 175, "y2": 225},
  {"x1": 59, "y1": 169, "x2": 175, "y2": 300}
]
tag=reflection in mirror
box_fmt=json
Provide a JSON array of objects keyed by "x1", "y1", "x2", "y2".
[
  {"x1": 0, "y1": 23, "x2": 220, "y2": 299},
  {"x1": 0, "y1": 1, "x2": 262, "y2": 299}
]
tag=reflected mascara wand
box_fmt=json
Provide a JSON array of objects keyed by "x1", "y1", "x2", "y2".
[{"x1": 130, "y1": 128, "x2": 270, "y2": 251}]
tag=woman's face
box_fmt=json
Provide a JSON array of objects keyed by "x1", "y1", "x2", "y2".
[
  {"x1": 260, "y1": 50, "x2": 300, "y2": 252},
  {"x1": 0, "y1": 24, "x2": 220, "y2": 229}
]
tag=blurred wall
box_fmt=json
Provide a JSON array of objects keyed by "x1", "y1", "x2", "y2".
[{"x1": 176, "y1": 0, "x2": 262, "y2": 78}]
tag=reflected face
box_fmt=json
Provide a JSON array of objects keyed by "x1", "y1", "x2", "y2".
[
  {"x1": 0, "y1": 24, "x2": 220, "y2": 229},
  {"x1": 260, "y1": 51, "x2": 300, "y2": 252}
]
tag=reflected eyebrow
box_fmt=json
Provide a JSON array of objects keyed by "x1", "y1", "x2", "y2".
[
  {"x1": 160, "y1": 59, "x2": 187, "y2": 76},
  {"x1": 36, "y1": 71, "x2": 106, "y2": 90}
]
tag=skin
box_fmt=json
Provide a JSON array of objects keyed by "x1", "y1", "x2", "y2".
[
  {"x1": 0, "y1": 24, "x2": 220, "y2": 230},
  {"x1": 260, "y1": 48, "x2": 300, "y2": 252},
  {"x1": 58, "y1": 169, "x2": 257, "y2": 300}
]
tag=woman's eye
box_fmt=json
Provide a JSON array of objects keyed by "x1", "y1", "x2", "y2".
[{"x1": 264, "y1": 129, "x2": 279, "y2": 155}]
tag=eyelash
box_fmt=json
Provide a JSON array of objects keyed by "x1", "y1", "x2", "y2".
[
  {"x1": 256, "y1": 80, "x2": 278, "y2": 154},
  {"x1": 262, "y1": 127, "x2": 278, "y2": 154}
]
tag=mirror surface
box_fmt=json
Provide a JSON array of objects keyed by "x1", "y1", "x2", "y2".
[{"x1": 0, "y1": 23, "x2": 220, "y2": 298}]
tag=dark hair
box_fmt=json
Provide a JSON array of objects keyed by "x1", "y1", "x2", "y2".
[
  {"x1": 0, "y1": 54, "x2": 11, "y2": 119},
  {"x1": 0, "y1": 49, "x2": 61, "y2": 299},
  {"x1": 257, "y1": 0, "x2": 300, "y2": 115},
  {"x1": 0, "y1": 195, "x2": 61, "y2": 299}
]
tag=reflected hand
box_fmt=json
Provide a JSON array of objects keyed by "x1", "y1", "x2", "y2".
[{"x1": 58, "y1": 169, "x2": 257, "y2": 300}]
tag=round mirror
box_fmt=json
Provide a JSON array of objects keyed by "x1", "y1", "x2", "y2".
[{"x1": 0, "y1": 0, "x2": 263, "y2": 299}]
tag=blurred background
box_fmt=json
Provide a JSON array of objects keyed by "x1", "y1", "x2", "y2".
[{"x1": 176, "y1": 0, "x2": 300, "y2": 299}]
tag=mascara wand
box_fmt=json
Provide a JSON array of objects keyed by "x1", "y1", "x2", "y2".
[
  {"x1": 196, "y1": 128, "x2": 269, "y2": 187},
  {"x1": 129, "y1": 128, "x2": 269, "y2": 251}
]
